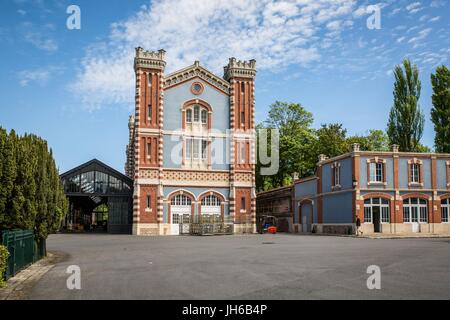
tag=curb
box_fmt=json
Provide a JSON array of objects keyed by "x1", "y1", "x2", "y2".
[{"x1": 0, "y1": 251, "x2": 65, "y2": 300}]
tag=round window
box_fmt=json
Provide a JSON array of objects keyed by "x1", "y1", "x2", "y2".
[{"x1": 191, "y1": 82, "x2": 204, "y2": 95}]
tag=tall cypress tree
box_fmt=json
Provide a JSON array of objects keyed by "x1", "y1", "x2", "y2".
[
  {"x1": 0, "y1": 129, "x2": 68, "y2": 238},
  {"x1": 1, "y1": 130, "x2": 18, "y2": 228},
  {"x1": 387, "y1": 59, "x2": 425, "y2": 152},
  {"x1": 431, "y1": 65, "x2": 450, "y2": 153}
]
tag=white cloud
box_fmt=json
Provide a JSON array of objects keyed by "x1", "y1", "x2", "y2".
[
  {"x1": 429, "y1": 16, "x2": 440, "y2": 22},
  {"x1": 408, "y1": 28, "x2": 433, "y2": 48},
  {"x1": 17, "y1": 66, "x2": 62, "y2": 87},
  {"x1": 406, "y1": 2, "x2": 423, "y2": 14},
  {"x1": 24, "y1": 31, "x2": 58, "y2": 52},
  {"x1": 326, "y1": 20, "x2": 342, "y2": 30},
  {"x1": 352, "y1": 5, "x2": 367, "y2": 18},
  {"x1": 72, "y1": 0, "x2": 358, "y2": 110}
]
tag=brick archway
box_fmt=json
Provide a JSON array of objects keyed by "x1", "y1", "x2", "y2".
[
  {"x1": 361, "y1": 192, "x2": 395, "y2": 225},
  {"x1": 167, "y1": 190, "x2": 196, "y2": 223},
  {"x1": 198, "y1": 190, "x2": 225, "y2": 217},
  {"x1": 400, "y1": 192, "x2": 433, "y2": 224}
]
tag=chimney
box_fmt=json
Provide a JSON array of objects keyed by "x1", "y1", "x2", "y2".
[
  {"x1": 392, "y1": 144, "x2": 399, "y2": 153},
  {"x1": 352, "y1": 143, "x2": 360, "y2": 152},
  {"x1": 292, "y1": 172, "x2": 299, "y2": 181},
  {"x1": 318, "y1": 154, "x2": 328, "y2": 162}
]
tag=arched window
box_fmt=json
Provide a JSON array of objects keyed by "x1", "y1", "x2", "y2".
[
  {"x1": 186, "y1": 109, "x2": 192, "y2": 123},
  {"x1": 403, "y1": 198, "x2": 427, "y2": 223},
  {"x1": 363, "y1": 198, "x2": 389, "y2": 223},
  {"x1": 171, "y1": 194, "x2": 192, "y2": 206},
  {"x1": 201, "y1": 195, "x2": 221, "y2": 206}
]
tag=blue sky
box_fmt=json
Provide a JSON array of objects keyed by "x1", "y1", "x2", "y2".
[{"x1": 0, "y1": 0, "x2": 449, "y2": 173}]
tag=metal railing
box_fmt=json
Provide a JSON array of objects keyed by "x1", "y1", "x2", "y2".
[
  {"x1": 1, "y1": 230, "x2": 46, "y2": 280},
  {"x1": 181, "y1": 215, "x2": 235, "y2": 236}
]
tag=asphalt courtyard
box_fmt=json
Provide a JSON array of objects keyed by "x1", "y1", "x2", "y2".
[{"x1": 28, "y1": 233, "x2": 450, "y2": 300}]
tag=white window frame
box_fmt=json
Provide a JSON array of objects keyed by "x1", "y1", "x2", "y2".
[
  {"x1": 201, "y1": 140, "x2": 208, "y2": 160},
  {"x1": 193, "y1": 139, "x2": 199, "y2": 159},
  {"x1": 193, "y1": 106, "x2": 200, "y2": 122},
  {"x1": 201, "y1": 195, "x2": 221, "y2": 206},
  {"x1": 333, "y1": 164, "x2": 341, "y2": 187},
  {"x1": 441, "y1": 198, "x2": 449, "y2": 223},
  {"x1": 185, "y1": 138, "x2": 207, "y2": 162},
  {"x1": 201, "y1": 109, "x2": 207, "y2": 124},
  {"x1": 403, "y1": 198, "x2": 428, "y2": 223},
  {"x1": 411, "y1": 163, "x2": 420, "y2": 183},
  {"x1": 185, "y1": 138, "x2": 192, "y2": 159},
  {"x1": 171, "y1": 194, "x2": 192, "y2": 206},
  {"x1": 186, "y1": 109, "x2": 192, "y2": 123},
  {"x1": 363, "y1": 198, "x2": 390, "y2": 224}
]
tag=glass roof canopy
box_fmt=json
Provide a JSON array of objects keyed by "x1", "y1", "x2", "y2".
[{"x1": 60, "y1": 159, "x2": 133, "y2": 197}]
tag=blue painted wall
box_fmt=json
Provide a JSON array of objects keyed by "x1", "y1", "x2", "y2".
[
  {"x1": 322, "y1": 192, "x2": 353, "y2": 224},
  {"x1": 436, "y1": 159, "x2": 448, "y2": 190},
  {"x1": 359, "y1": 156, "x2": 394, "y2": 189},
  {"x1": 398, "y1": 158, "x2": 432, "y2": 189},
  {"x1": 321, "y1": 157, "x2": 353, "y2": 192},
  {"x1": 294, "y1": 179, "x2": 317, "y2": 224},
  {"x1": 163, "y1": 78, "x2": 230, "y2": 132}
]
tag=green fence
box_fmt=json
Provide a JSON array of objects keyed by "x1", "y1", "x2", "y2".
[{"x1": 0, "y1": 230, "x2": 46, "y2": 280}]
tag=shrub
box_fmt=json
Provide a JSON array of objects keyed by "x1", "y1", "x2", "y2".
[{"x1": 0, "y1": 245, "x2": 9, "y2": 287}]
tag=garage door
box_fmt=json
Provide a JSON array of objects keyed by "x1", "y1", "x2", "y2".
[{"x1": 171, "y1": 195, "x2": 192, "y2": 235}]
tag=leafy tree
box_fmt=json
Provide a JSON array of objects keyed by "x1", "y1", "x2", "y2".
[
  {"x1": 387, "y1": 59, "x2": 425, "y2": 152},
  {"x1": 257, "y1": 101, "x2": 316, "y2": 191},
  {"x1": 314, "y1": 123, "x2": 348, "y2": 158},
  {"x1": 431, "y1": 65, "x2": 450, "y2": 153},
  {"x1": 347, "y1": 130, "x2": 390, "y2": 151}
]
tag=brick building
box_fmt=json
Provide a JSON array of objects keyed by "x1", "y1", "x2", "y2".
[
  {"x1": 125, "y1": 47, "x2": 257, "y2": 236},
  {"x1": 257, "y1": 143, "x2": 450, "y2": 236}
]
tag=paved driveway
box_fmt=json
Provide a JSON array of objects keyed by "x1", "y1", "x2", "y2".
[{"x1": 29, "y1": 233, "x2": 450, "y2": 299}]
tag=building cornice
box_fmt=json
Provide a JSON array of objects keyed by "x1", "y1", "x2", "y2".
[{"x1": 164, "y1": 61, "x2": 230, "y2": 94}]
